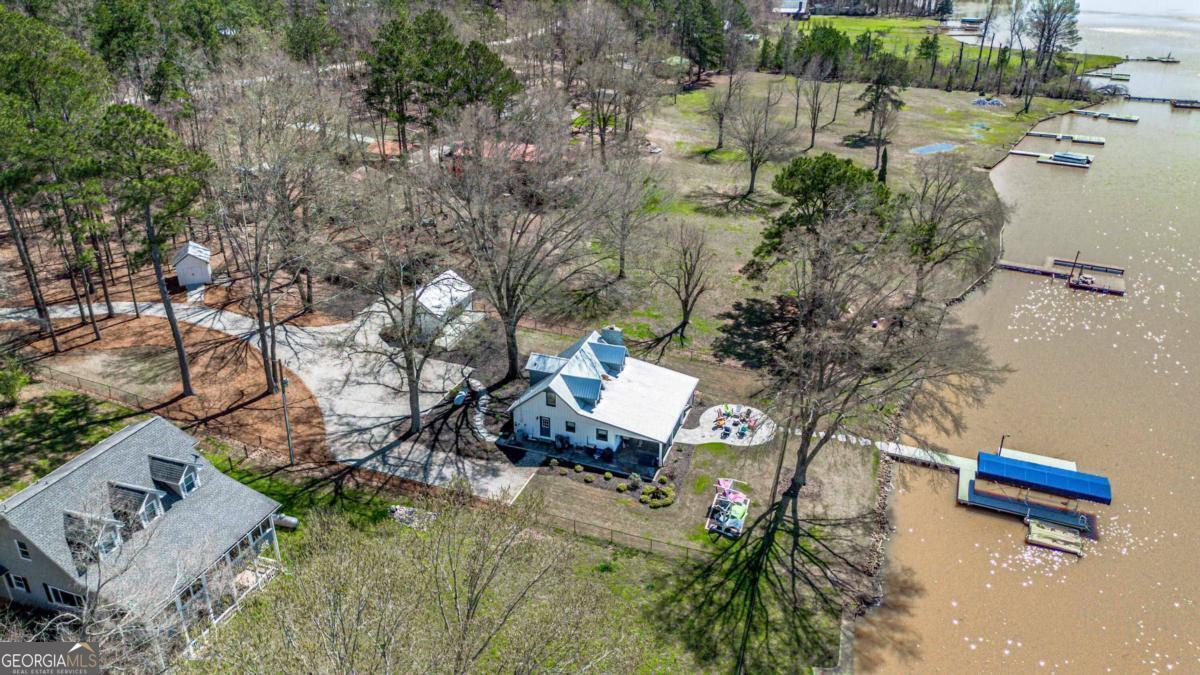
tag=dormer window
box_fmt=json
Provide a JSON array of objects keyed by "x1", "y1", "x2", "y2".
[
  {"x1": 96, "y1": 526, "x2": 122, "y2": 562},
  {"x1": 181, "y1": 468, "x2": 198, "y2": 496},
  {"x1": 140, "y1": 496, "x2": 163, "y2": 526}
]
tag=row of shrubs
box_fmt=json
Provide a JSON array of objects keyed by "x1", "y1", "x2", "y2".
[{"x1": 548, "y1": 458, "x2": 676, "y2": 507}]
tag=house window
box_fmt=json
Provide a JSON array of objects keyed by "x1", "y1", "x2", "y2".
[
  {"x1": 596, "y1": 429, "x2": 608, "y2": 442},
  {"x1": 47, "y1": 586, "x2": 84, "y2": 609},
  {"x1": 181, "y1": 469, "x2": 198, "y2": 496},
  {"x1": 97, "y1": 527, "x2": 122, "y2": 562},
  {"x1": 565, "y1": 421, "x2": 576, "y2": 433},
  {"x1": 4, "y1": 574, "x2": 29, "y2": 593},
  {"x1": 537, "y1": 416, "x2": 552, "y2": 439},
  {"x1": 15, "y1": 540, "x2": 31, "y2": 560},
  {"x1": 140, "y1": 497, "x2": 162, "y2": 526},
  {"x1": 545, "y1": 391, "x2": 557, "y2": 407}
]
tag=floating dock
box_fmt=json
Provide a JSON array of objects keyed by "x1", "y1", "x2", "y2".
[
  {"x1": 825, "y1": 429, "x2": 1106, "y2": 552},
  {"x1": 1171, "y1": 99, "x2": 1200, "y2": 109},
  {"x1": 1026, "y1": 519, "x2": 1085, "y2": 556},
  {"x1": 1007, "y1": 150, "x2": 1094, "y2": 168},
  {"x1": 1125, "y1": 95, "x2": 1200, "y2": 108},
  {"x1": 1071, "y1": 109, "x2": 1139, "y2": 123},
  {"x1": 1089, "y1": 72, "x2": 1131, "y2": 81},
  {"x1": 996, "y1": 257, "x2": 1127, "y2": 296},
  {"x1": 1026, "y1": 131, "x2": 1106, "y2": 145}
]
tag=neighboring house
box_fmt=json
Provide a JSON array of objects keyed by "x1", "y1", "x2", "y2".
[
  {"x1": 172, "y1": 241, "x2": 212, "y2": 287},
  {"x1": 507, "y1": 326, "x2": 698, "y2": 479},
  {"x1": 0, "y1": 417, "x2": 281, "y2": 659},
  {"x1": 414, "y1": 270, "x2": 475, "y2": 338},
  {"x1": 772, "y1": 0, "x2": 809, "y2": 18}
]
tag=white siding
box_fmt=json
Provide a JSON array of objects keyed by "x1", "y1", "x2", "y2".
[
  {"x1": 175, "y1": 257, "x2": 211, "y2": 286},
  {"x1": 512, "y1": 394, "x2": 624, "y2": 450}
]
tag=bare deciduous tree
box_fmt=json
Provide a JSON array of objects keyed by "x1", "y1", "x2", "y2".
[
  {"x1": 416, "y1": 96, "x2": 617, "y2": 380},
  {"x1": 203, "y1": 483, "x2": 635, "y2": 672},
  {"x1": 727, "y1": 82, "x2": 796, "y2": 196},
  {"x1": 644, "y1": 221, "x2": 714, "y2": 357},
  {"x1": 903, "y1": 154, "x2": 1008, "y2": 302},
  {"x1": 705, "y1": 71, "x2": 745, "y2": 151}
]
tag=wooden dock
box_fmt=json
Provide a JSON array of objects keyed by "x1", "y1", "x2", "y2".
[
  {"x1": 1026, "y1": 131, "x2": 1106, "y2": 145},
  {"x1": 996, "y1": 256, "x2": 1127, "y2": 296},
  {"x1": 1171, "y1": 99, "x2": 1200, "y2": 109},
  {"x1": 811, "y1": 429, "x2": 1097, "y2": 546},
  {"x1": 1070, "y1": 109, "x2": 1139, "y2": 123}
]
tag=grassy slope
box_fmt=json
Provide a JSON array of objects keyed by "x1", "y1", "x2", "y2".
[
  {"x1": 0, "y1": 390, "x2": 146, "y2": 499},
  {"x1": 202, "y1": 443, "x2": 708, "y2": 671},
  {"x1": 795, "y1": 16, "x2": 1122, "y2": 73}
]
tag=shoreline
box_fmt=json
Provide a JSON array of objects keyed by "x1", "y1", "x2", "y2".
[{"x1": 838, "y1": 92, "x2": 1117, "y2": 670}]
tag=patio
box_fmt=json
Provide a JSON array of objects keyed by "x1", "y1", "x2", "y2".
[
  {"x1": 674, "y1": 404, "x2": 777, "y2": 447},
  {"x1": 498, "y1": 436, "x2": 663, "y2": 481}
]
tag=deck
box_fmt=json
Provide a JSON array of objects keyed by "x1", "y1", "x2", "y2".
[{"x1": 1026, "y1": 131, "x2": 1106, "y2": 145}]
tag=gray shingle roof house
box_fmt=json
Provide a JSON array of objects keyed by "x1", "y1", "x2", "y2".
[{"x1": 0, "y1": 417, "x2": 281, "y2": 655}]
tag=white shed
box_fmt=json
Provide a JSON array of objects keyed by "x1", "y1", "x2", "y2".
[
  {"x1": 415, "y1": 270, "x2": 474, "y2": 336},
  {"x1": 172, "y1": 241, "x2": 212, "y2": 287}
]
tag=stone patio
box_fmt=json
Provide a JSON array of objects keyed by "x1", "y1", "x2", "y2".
[{"x1": 674, "y1": 404, "x2": 776, "y2": 447}]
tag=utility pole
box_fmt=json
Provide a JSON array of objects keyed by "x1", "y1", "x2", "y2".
[{"x1": 277, "y1": 359, "x2": 295, "y2": 465}]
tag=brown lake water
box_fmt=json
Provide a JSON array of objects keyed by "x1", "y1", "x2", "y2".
[{"x1": 856, "y1": 4, "x2": 1200, "y2": 672}]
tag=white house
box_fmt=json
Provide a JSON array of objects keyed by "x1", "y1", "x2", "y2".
[
  {"x1": 507, "y1": 326, "x2": 698, "y2": 477},
  {"x1": 172, "y1": 241, "x2": 212, "y2": 287},
  {"x1": 414, "y1": 270, "x2": 475, "y2": 337},
  {"x1": 772, "y1": 0, "x2": 808, "y2": 18}
]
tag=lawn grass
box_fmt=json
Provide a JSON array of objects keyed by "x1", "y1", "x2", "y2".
[
  {"x1": 200, "y1": 439, "x2": 395, "y2": 555},
  {"x1": 0, "y1": 389, "x2": 146, "y2": 500}
]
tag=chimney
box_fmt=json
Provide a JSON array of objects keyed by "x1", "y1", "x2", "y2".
[{"x1": 600, "y1": 325, "x2": 624, "y2": 346}]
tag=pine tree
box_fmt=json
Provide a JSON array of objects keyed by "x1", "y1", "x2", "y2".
[{"x1": 96, "y1": 105, "x2": 211, "y2": 398}]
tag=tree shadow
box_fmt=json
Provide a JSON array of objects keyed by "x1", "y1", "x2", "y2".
[
  {"x1": 840, "y1": 132, "x2": 874, "y2": 149},
  {"x1": 686, "y1": 187, "x2": 784, "y2": 216},
  {"x1": 649, "y1": 501, "x2": 880, "y2": 672},
  {"x1": 851, "y1": 566, "x2": 926, "y2": 672}
]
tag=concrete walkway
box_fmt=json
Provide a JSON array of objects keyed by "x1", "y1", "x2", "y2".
[{"x1": 0, "y1": 301, "x2": 536, "y2": 502}]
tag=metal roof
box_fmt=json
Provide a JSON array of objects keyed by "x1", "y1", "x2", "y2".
[
  {"x1": 172, "y1": 241, "x2": 211, "y2": 266},
  {"x1": 590, "y1": 342, "x2": 627, "y2": 370},
  {"x1": 562, "y1": 375, "x2": 602, "y2": 402},
  {"x1": 976, "y1": 452, "x2": 1112, "y2": 505},
  {"x1": 415, "y1": 270, "x2": 474, "y2": 317}
]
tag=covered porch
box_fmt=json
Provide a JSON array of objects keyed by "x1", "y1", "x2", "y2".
[{"x1": 500, "y1": 435, "x2": 667, "y2": 481}]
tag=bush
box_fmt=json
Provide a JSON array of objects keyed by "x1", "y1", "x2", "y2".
[
  {"x1": 639, "y1": 484, "x2": 676, "y2": 508},
  {"x1": 0, "y1": 357, "x2": 30, "y2": 409},
  {"x1": 657, "y1": 475, "x2": 668, "y2": 485},
  {"x1": 574, "y1": 464, "x2": 584, "y2": 473},
  {"x1": 558, "y1": 467, "x2": 569, "y2": 476},
  {"x1": 616, "y1": 483, "x2": 628, "y2": 493},
  {"x1": 628, "y1": 475, "x2": 642, "y2": 489},
  {"x1": 583, "y1": 474, "x2": 596, "y2": 483},
  {"x1": 549, "y1": 458, "x2": 559, "y2": 467},
  {"x1": 603, "y1": 471, "x2": 613, "y2": 481}
]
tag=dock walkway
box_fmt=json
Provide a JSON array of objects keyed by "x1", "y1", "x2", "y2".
[{"x1": 1026, "y1": 131, "x2": 1106, "y2": 145}]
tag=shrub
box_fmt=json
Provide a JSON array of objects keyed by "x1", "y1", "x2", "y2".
[
  {"x1": 616, "y1": 483, "x2": 628, "y2": 493},
  {"x1": 628, "y1": 475, "x2": 642, "y2": 489},
  {"x1": 603, "y1": 471, "x2": 613, "y2": 481},
  {"x1": 574, "y1": 464, "x2": 584, "y2": 473},
  {"x1": 640, "y1": 484, "x2": 676, "y2": 508},
  {"x1": 558, "y1": 467, "x2": 569, "y2": 476},
  {"x1": 0, "y1": 357, "x2": 30, "y2": 409},
  {"x1": 549, "y1": 458, "x2": 559, "y2": 467},
  {"x1": 584, "y1": 474, "x2": 596, "y2": 483},
  {"x1": 657, "y1": 475, "x2": 668, "y2": 485}
]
